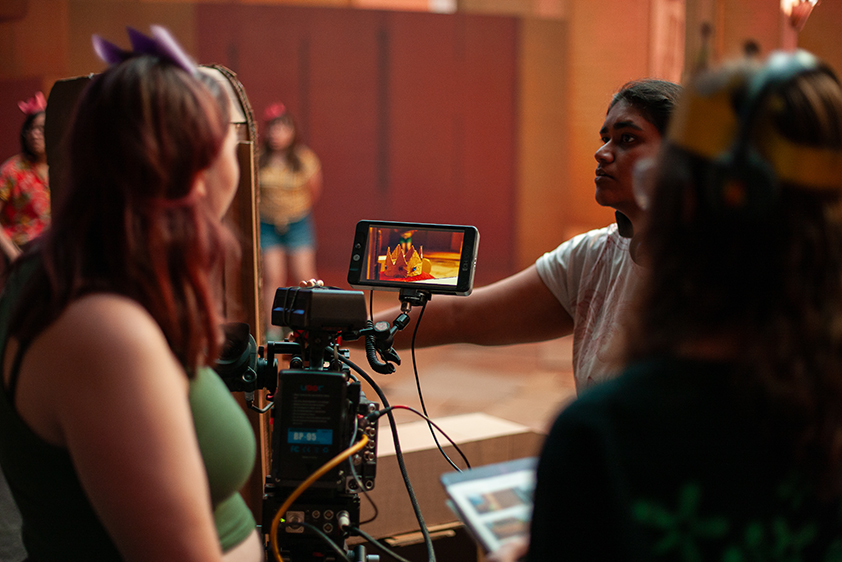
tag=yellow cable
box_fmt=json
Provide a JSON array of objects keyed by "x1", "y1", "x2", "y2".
[{"x1": 270, "y1": 434, "x2": 370, "y2": 562}]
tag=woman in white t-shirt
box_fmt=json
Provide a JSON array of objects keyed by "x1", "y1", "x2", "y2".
[{"x1": 374, "y1": 79, "x2": 682, "y2": 390}]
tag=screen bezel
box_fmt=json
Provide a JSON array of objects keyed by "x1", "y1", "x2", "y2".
[{"x1": 347, "y1": 220, "x2": 479, "y2": 296}]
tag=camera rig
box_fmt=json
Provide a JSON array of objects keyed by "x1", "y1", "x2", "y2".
[{"x1": 214, "y1": 286, "x2": 428, "y2": 562}]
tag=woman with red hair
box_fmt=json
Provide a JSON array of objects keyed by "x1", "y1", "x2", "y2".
[{"x1": 0, "y1": 27, "x2": 261, "y2": 562}]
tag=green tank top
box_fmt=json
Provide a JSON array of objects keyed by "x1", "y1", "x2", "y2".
[{"x1": 0, "y1": 259, "x2": 257, "y2": 560}]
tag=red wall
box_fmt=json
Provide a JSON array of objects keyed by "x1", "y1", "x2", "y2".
[{"x1": 196, "y1": 6, "x2": 518, "y2": 287}]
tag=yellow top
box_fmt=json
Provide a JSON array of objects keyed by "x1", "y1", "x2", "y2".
[{"x1": 258, "y1": 146, "x2": 321, "y2": 228}]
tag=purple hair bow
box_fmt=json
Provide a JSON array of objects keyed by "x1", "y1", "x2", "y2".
[{"x1": 92, "y1": 25, "x2": 198, "y2": 76}]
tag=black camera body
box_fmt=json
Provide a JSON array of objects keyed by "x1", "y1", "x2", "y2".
[{"x1": 215, "y1": 287, "x2": 379, "y2": 561}]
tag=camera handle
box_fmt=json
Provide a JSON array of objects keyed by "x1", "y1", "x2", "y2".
[
  {"x1": 344, "y1": 288, "x2": 431, "y2": 375},
  {"x1": 361, "y1": 289, "x2": 431, "y2": 374},
  {"x1": 362, "y1": 318, "x2": 404, "y2": 374}
]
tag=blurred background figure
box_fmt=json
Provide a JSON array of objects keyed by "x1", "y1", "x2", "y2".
[
  {"x1": 0, "y1": 92, "x2": 50, "y2": 272},
  {"x1": 523, "y1": 49, "x2": 842, "y2": 562},
  {"x1": 258, "y1": 102, "x2": 322, "y2": 336}
]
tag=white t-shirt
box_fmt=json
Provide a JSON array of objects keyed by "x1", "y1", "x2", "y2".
[{"x1": 535, "y1": 224, "x2": 642, "y2": 391}]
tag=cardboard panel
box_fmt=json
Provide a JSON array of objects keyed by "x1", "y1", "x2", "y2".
[{"x1": 362, "y1": 413, "x2": 545, "y2": 539}]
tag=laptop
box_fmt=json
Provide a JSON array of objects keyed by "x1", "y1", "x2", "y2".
[{"x1": 440, "y1": 457, "x2": 537, "y2": 553}]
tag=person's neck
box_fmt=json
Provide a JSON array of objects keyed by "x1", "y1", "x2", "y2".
[
  {"x1": 616, "y1": 210, "x2": 648, "y2": 265},
  {"x1": 615, "y1": 211, "x2": 635, "y2": 238}
]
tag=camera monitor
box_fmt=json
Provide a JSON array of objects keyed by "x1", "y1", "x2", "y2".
[{"x1": 348, "y1": 220, "x2": 479, "y2": 296}]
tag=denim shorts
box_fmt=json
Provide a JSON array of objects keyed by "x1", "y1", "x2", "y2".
[{"x1": 260, "y1": 214, "x2": 316, "y2": 250}]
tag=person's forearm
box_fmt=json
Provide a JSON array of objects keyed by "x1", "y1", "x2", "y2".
[
  {"x1": 371, "y1": 265, "x2": 574, "y2": 350},
  {"x1": 372, "y1": 295, "x2": 463, "y2": 350},
  {"x1": 0, "y1": 229, "x2": 21, "y2": 261}
]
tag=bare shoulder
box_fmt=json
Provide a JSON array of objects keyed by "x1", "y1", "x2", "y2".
[
  {"x1": 18, "y1": 293, "x2": 188, "y2": 447},
  {"x1": 29, "y1": 293, "x2": 185, "y2": 393},
  {"x1": 46, "y1": 294, "x2": 170, "y2": 356}
]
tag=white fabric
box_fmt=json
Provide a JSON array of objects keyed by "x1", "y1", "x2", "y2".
[{"x1": 536, "y1": 224, "x2": 642, "y2": 391}]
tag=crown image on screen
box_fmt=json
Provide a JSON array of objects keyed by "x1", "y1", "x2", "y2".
[{"x1": 381, "y1": 244, "x2": 431, "y2": 278}]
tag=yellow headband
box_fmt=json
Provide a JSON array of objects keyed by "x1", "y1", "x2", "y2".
[{"x1": 667, "y1": 58, "x2": 842, "y2": 191}]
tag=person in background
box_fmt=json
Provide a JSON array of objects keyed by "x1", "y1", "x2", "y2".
[
  {"x1": 373, "y1": 79, "x2": 682, "y2": 392},
  {"x1": 524, "y1": 49, "x2": 842, "y2": 561},
  {"x1": 259, "y1": 102, "x2": 322, "y2": 336},
  {"x1": 0, "y1": 92, "x2": 51, "y2": 268},
  {"x1": 0, "y1": 26, "x2": 261, "y2": 561}
]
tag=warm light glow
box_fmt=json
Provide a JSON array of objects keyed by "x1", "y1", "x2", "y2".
[
  {"x1": 781, "y1": 0, "x2": 819, "y2": 34},
  {"x1": 781, "y1": 0, "x2": 818, "y2": 16}
]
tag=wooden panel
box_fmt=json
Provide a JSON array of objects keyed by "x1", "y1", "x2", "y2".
[
  {"x1": 799, "y1": 1, "x2": 842, "y2": 79},
  {"x1": 197, "y1": 5, "x2": 519, "y2": 289},
  {"x1": 307, "y1": 9, "x2": 386, "y2": 275},
  {"x1": 387, "y1": 12, "x2": 461, "y2": 223},
  {"x1": 459, "y1": 15, "x2": 518, "y2": 276},
  {"x1": 517, "y1": 19, "x2": 570, "y2": 268},
  {"x1": 388, "y1": 12, "x2": 517, "y2": 279}
]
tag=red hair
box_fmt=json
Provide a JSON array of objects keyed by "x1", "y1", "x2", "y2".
[{"x1": 13, "y1": 56, "x2": 239, "y2": 373}]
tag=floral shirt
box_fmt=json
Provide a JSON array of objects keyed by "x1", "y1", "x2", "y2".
[{"x1": 0, "y1": 154, "x2": 50, "y2": 247}]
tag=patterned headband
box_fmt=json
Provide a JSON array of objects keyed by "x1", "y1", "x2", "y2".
[
  {"x1": 92, "y1": 25, "x2": 198, "y2": 76},
  {"x1": 18, "y1": 92, "x2": 46, "y2": 115}
]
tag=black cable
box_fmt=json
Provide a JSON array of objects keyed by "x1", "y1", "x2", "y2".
[
  {"x1": 369, "y1": 405, "x2": 469, "y2": 466},
  {"x1": 338, "y1": 355, "x2": 437, "y2": 562},
  {"x1": 349, "y1": 460, "x2": 379, "y2": 526},
  {"x1": 410, "y1": 302, "x2": 470, "y2": 472},
  {"x1": 349, "y1": 525, "x2": 413, "y2": 562},
  {"x1": 346, "y1": 414, "x2": 379, "y2": 526},
  {"x1": 297, "y1": 521, "x2": 352, "y2": 562}
]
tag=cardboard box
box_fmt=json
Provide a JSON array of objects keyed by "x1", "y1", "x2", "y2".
[{"x1": 359, "y1": 413, "x2": 545, "y2": 539}]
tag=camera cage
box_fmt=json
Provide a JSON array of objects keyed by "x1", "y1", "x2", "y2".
[{"x1": 216, "y1": 218, "x2": 479, "y2": 561}]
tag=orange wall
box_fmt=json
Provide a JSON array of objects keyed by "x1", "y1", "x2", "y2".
[
  {"x1": 516, "y1": 17, "x2": 569, "y2": 268},
  {"x1": 565, "y1": 0, "x2": 652, "y2": 236},
  {"x1": 799, "y1": 1, "x2": 842, "y2": 78},
  {"x1": 4, "y1": 0, "x2": 839, "y2": 280}
]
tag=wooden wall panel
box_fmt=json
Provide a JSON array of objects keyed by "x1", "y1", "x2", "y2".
[
  {"x1": 197, "y1": 5, "x2": 518, "y2": 287},
  {"x1": 800, "y1": 1, "x2": 842, "y2": 80},
  {"x1": 387, "y1": 13, "x2": 462, "y2": 223},
  {"x1": 387, "y1": 12, "x2": 517, "y2": 279},
  {"x1": 307, "y1": 10, "x2": 385, "y2": 272},
  {"x1": 460, "y1": 15, "x2": 518, "y2": 275}
]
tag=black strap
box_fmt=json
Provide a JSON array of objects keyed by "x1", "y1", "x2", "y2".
[{"x1": 4, "y1": 339, "x2": 32, "y2": 406}]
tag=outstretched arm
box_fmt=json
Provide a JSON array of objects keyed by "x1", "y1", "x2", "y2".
[{"x1": 374, "y1": 264, "x2": 574, "y2": 349}]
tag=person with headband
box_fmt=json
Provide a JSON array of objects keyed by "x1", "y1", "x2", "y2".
[
  {"x1": 0, "y1": 92, "x2": 50, "y2": 269},
  {"x1": 258, "y1": 102, "x2": 322, "y2": 339},
  {"x1": 518, "y1": 49, "x2": 842, "y2": 561},
  {"x1": 0, "y1": 27, "x2": 261, "y2": 561}
]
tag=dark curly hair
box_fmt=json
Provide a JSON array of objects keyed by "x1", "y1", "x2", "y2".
[
  {"x1": 19, "y1": 111, "x2": 44, "y2": 163},
  {"x1": 609, "y1": 79, "x2": 684, "y2": 135},
  {"x1": 626, "y1": 65, "x2": 842, "y2": 495}
]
